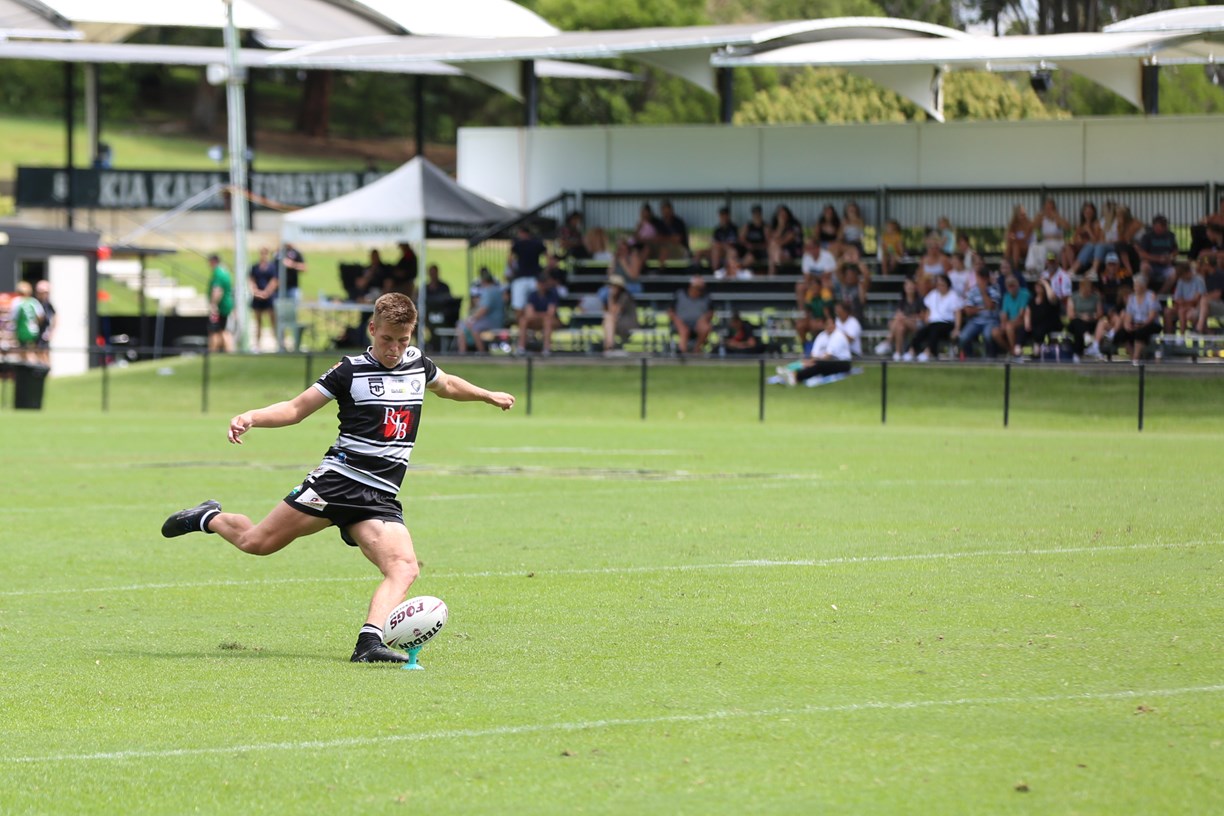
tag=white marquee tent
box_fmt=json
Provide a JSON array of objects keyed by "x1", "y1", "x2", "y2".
[{"x1": 282, "y1": 156, "x2": 522, "y2": 346}]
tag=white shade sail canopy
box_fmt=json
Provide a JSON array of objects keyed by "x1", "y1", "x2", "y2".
[
  {"x1": 281, "y1": 156, "x2": 521, "y2": 245},
  {"x1": 1105, "y1": 5, "x2": 1224, "y2": 34},
  {"x1": 0, "y1": 0, "x2": 79, "y2": 40}
]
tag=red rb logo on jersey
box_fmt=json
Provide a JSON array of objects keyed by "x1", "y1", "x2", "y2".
[{"x1": 383, "y1": 408, "x2": 413, "y2": 440}]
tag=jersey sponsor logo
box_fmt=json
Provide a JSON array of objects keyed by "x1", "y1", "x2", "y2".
[
  {"x1": 410, "y1": 379, "x2": 422, "y2": 394},
  {"x1": 294, "y1": 487, "x2": 328, "y2": 510},
  {"x1": 383, "y1": 407, "x2": 413, "y2": 440},
  {"x1": 369, "y1": 377, "x2": 385, "y2": 397}
]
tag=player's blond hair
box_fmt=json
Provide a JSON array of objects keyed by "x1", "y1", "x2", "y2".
[{"x1": 372, "y1": 292, "x2": 417, "y2": 329}]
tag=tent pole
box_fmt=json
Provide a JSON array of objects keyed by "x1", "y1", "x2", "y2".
[{"x1": 418, "y1": 239, "x2": 428, "y2": 351}]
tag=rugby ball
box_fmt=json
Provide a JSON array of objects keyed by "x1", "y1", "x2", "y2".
[{"x1": 384, "y1": 596, "x2": 448, "y2": 650}]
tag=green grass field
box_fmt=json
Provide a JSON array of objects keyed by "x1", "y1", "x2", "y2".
[{"x1": 1, "y1": 359, "x2": 1222, "y2": 815}]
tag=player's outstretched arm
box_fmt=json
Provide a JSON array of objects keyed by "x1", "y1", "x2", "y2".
[
  {"x1": 228, "y1": 387, "x2": 331, "y2": 444},
  {"x1": 427, "y1": 370, "x2": 515, "y2": 411}
]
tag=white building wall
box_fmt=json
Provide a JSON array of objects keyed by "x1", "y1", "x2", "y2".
[{"x1": 458, "y1": 116, "x2": 1224, "y2": 208}]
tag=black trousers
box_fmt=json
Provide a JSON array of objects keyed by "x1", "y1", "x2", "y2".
[
  {"x1": 908, "y1": 321, "x2": 953, "y2": 355},
  {"x1": 1067, "y1": 317, "x2": 1096, "y2": 355},
  {"x1": 796, "y1": 359, "x2": 852, "y2": 380}
]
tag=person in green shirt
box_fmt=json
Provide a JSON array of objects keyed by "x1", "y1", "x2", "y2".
[{"x1": 207, "y1": 253, "x2": 235, "y2": 353}]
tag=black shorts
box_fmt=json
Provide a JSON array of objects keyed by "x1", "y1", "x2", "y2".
[
  {"x1": 208, "y1": 311, "x2": 230, "y2": 334},
  {"x1": 283, "y1": 468, "x2": 404, "y2": 547},
  {"x1": 251, "y1": 297, "x2": 274, "y2": 312}
]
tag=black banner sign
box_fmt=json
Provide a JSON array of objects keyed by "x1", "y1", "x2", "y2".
[{"x1": 16, "y1": 167, "x2": 383, "y2": 210}]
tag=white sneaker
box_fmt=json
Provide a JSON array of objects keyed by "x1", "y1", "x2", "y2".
[
  {"x1": 901, "y1": 351, "x2": 915, "y2": 362},
  {"x1": 1072, "y1": 354, "x2": 1081, "y2": 364},
  {"x1": 874, "y1": 340, "x2": 892, "y2": 356},
  {"x1": 784, "y1": 369, "x2": 798, "y2": 386},
  {"x1": 892, "y1": 352, "x2": 902, "y2": 362},
  {"x1": 916, "y1": 351, "x2": 931, "y2": 362}
]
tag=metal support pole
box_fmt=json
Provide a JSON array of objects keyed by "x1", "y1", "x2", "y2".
[
  {"x1": 1003, "y1": 362, "x2": 1011, "y2": 428},
  {"x1": 223, "y1": 1, "x2": 251, "y2": 352},
  {"x1": 304, "y1": 351, "x2": 314, "y2": 389},
  {"x1": 1142, "y1": 64, "x2": 1160, "y2": 116},
  {"x1": 881, "y1": 361, "x2": 888, "y2": 424},
  {"x1": 202, "y1": 348, "x2": 210, "y2": 414},
  {"x1": 101, "y1": 347, "x2": 109, "y2": 413},
  {"x1": 1138, "y1": 363, "x2": 1146, "y2": 431},
  {"x1": 64, "y1": 62, "x2": 75, "y2": 230},
  {"x1": 520, "y1": 60, "x2": 538, "y2": 128},
  {"x1": 639, "y1": 357, "x2": 648, "y2": 421},
  {"x1": 758, "y1": 358, "x2": 765, "y2": 422},
  {"x1": 414, "y1": 76, "x2": 426, "y2": 157},
  {"x1": 526, "y1": 356, "x2": 534, "y2": 417},
  {"x1": 717, "y1": 67, "x2": 734, "y2": 124}
]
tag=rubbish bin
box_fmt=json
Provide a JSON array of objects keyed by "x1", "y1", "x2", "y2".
[{"x1": 13, "y1": 362, "x2": 50, "y2": 410}]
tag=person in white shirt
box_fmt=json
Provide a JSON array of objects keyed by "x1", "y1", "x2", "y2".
[
  {"x1": 903, "y1": 274, "x2": 963, "y2": 362},
  {"x1": 833, "y1": 301, "x2": 862, "y2": 357},
  {"x1": 1041, "y1": 246, "x2": 1074, "y2": 302},
  {"x1": 801, "y1": 237, "x2": 838, "y2": 277},
  {"x1": 783, "y1": 320, "x2": 853, "y2": 385},
  {"x1": 946, "y1": 252, "x2": 974, "y2": 299}
]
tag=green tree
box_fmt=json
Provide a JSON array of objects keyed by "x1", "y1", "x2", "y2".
[{"x1": 734, "y1": 67, "x2": 1058, "y2": 124}]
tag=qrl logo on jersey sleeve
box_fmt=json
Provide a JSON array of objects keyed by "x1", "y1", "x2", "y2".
[{"x1": 383, "y1": 408, "x2": 413, "y2": 440}]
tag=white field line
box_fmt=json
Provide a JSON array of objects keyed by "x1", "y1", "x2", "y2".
[
  {"x1": 4, "y1": 684, "x2": 1222, "y2": 765},
  {"x1": 0, "y1": 540, "x2": 1210, "y2": 598},
  {"x1": 471, "y1": 447, "x2": 683, "y2": 455}
]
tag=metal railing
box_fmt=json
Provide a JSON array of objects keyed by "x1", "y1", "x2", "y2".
[{"x1": 466, "y1": 191, "x2": 578, "y2": 291}]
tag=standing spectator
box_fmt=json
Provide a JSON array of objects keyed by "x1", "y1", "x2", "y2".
[
  {"x1": 814, "y1": 204, "x2": 841, "y2": 247},
  {"x1": 740, "y1": 205, "x2": 769, "y2": 267},
  {"x1": 248, "y1": 248, "x2": 278, "y2": 351},
  {"x1": 1196, "y1": 254, "x2": 1224, "y2": 334},
  {"x1": 11, "y1": 281, "x2": 43, "y2": 363},
  {"x1": 767, "y1": 204, "x2": 803, "y2": 276},
  {"x1": 1164, "y1": 260, "x2": 1205, "y2": 337},
  {"x1": 1066, "y1": 274, "x2": 1103, "y2": 361},
  {"x1": 903, "y1": 274, "x2": 961, "y2": 362},
  {"x1": 278, "y1": 242, "x2": 307, "y2": 303},
  {"x1": 1005, "y1": 204, "x2": 1033, "y2": 270},
  {"x1": 32, "y1": 279, "x2": 55, "y2": 366},
  {"x1": 456, "y1": 268, "x2": 505, "y2": 354},
  {"x1": 703, "y1": 206, "x2": 741, "y2": 271},
  {"x1": 992, "y1": 275, "x2": 1031, "y2": 360},
  {"x1": 954, "y1": 266, "x2": 1000, "y2": 359},
  {"x1": 508, "y1": 226, "x2": 546, "y2": 313},
  {"x1": 668, "y1": 274, "x2": 713, "y2": 355},
  {"x1": 353, "y1": 249, "x2": 387, "y2": 302},
  {"x1": 880, "y1": 219, "x2": 905, "y2": 275},
  {"x1": 206, "y1": 253, "x2": 235, "y2": 354},
  {"x1": 1114, "y1": 274, "x2": 1162, "y2": 362},
  {"x1": 602, "y1": 275, "x2": 639, "y2": 354},
  {"x1": 723, "y1": 312, "x2": 764, "y2": 355},
  {"x1": 878, "y1": 278, "x2": 924, "y2": 360},
  {"x1": 840, "y1": 201, "x2": 866, "y2": 255},
  {"x1": 515, "y1": 275, "x2": 561, "y2": 356},
  {"x1": 656, "y1": 199, "x2": 690, "y2": 261},
  {"x1": 1136, "y1": 214, "x2": 1178, "y2": 293},
  {"x1": 1026, "y1": 197, "x2": 1069, "y2": 273}
]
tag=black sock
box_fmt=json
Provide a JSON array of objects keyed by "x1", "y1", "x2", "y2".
[{"x1": 357, "y1": 624, "x2": 383, "y2": 647}]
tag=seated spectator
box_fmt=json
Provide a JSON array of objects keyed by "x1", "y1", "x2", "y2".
[
  {"x1": 1026, "y1": 197, "x2": 1069, "y2": 273},
  {"x1": 903, "y1": 274, "x2": 961, "y2": 362},
  {"x1": 834, "y1": 248, "x2": 867, "y2": 320},
  {"x1": 794, "y1": 268, "x2": 834, "y2": 348},
  {"x1": 1070, "y1": 201, "x2": 1105, "y2": 275},
  {"x1": 629, "y1": 202, "x2": 663, "y2": 260},
  {"x1": 1096, "y1": 258, "x2": 1132, "y2": 355},
  {"x1": 915, "y1": 232, "x2": 948, "y2": 296},
  {"x1": 778, "y1": 303, "x2": 854, "y2": 385},
  {"x1": 955, "y1": 233, "x2": 979, "y2": 276},
  {"x1": 1190, "y1": 197, "x2": 1224, "y2": 259},
  {"x1": 714, "y1": 247, "x2": 753, "y2": 281},
  {"x1": 555, "y1": 211, "x2": 609, "y2": 262},
  {"x1": 879, "y1": 219, "x2": 905, "y2": 275},
  {"x1": 516, "y1": 274, "x2": 562, "y2": 355},
  {"x1": 1196, "y1": 253, "x2": 1224, "y2": 334},
  {"x1": 608, "y1": 237, "x2": 644, "y2": 295},
  {"x1": 994, "y1": 258, "x2": 1025, "y2": 295},
  {"x1": 767, "y1": 204, "x2": 804, "y2": 276},
  {"x1": 800, "y1": 236, "x2": 837, "y2": 279},
  {"x1": 739, "y1": 205, "x2": 769, "y2": 267},
  {"x1": 1066, "y1": 273, "x2": 1103, "y2": 361},
  {"x1": 353, "y1": 249, "x2": 387, "y2": 302},
  {"x1": 834, "y1": 297, "x2": 862, "y2": 357},
  {"x1": 1114, "y1": 274, "x2": 1162, "y2": 362},
  {"x1": 421, "y1": 264, "x2": 459, "y2": 351},
  {"x1": 1196, "y1": 223, "x2": 1224, "y2": 265},
  {"x1": 1135, "y1": 214, "x2": 1178, "y2": 293},
  {"x1": 1046, "y1": 246, "x2": 1075, "y2": 302},
  {"x1": 936, "y1": 216, "x2": 957, "y2": 255},
  {"x1": 946, "y1": 252, "x2": 973, "y2": 300},
  {"x1": 992, "y1": 275, "x2": 1031, "y2": 360},
  {"x1": 655, "y1": 199, "x2": 690, "y2": 261},
  {"x1": 1113, "y1": 205, "x2": 1143, "y2": 276},
  {"x1": 840, "y1": 201, "x2": 866, "y2": 255},
  {"x1": 723, "y1": 312, "x2": 764, "y2": 355},
  {"x1": 954, "y1": 266, "x2": 1000, "y2": 359},
  {"x1": 542, "y1": 253, "x2": 568, "y2": 298},
  {"x1": 380, "y1": 243, "x2": 418, "y2": 298},
  {"x1": 702, "y1": 206, "x2": 742, "y2": 271},
  {"x1": 877, "y1": 278, "x2": 924, "y2": 360},
  {"x1": 814, "y1": 204, "x2": 841, "y2": 247},
  {"x1": 1164, "y1": 260, "x2": 1205, "y2": 337},
  {"x1": 1027, "y1": 279, "x2": 1065, "y2": 355},
  {"x1": 602, "y1": 274, "x2": 639, "y2": 355},
  {"x1": 668, "y1": 274, "x2": 713, "y2": 354},
  {"x1": 508, "y1": 225, "x2": 547, "y2": 313},
  {"x1": 456, "y1": 267, "x2": 505, "y2": 354},
  {"x1": 1005, "y1": 204, "x2": 1033, "y2": 270}
]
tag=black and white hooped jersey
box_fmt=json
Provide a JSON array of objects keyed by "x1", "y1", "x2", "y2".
[{"x1": 312, "y1": 346, "x2": 439, "y2": 494}]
